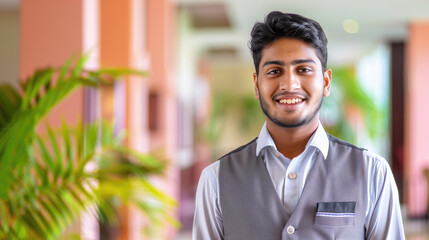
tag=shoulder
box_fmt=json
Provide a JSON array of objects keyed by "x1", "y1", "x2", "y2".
[
  {"x1": 363, "y1": 150, "x2": 389, "y2": 166},
  {"x1": 196, "y1": 161, "x2": 220, "y2": 201},
  {"x1": 199, "y1": 161, "x2": 220, "y2": 186},
  {"x1": 362, "y1": 150, "x2": 392, "y2": 178},
  {"x1": 327, "y1": 134, "x2": 365, "y2": 151},
  {"x1": 328, "y1": 135, "x2": 390, "y2": 172}
]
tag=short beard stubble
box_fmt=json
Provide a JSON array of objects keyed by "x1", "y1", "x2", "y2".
[{"x1": 258, "y1": 90, "x2": 323, "y2": 128}]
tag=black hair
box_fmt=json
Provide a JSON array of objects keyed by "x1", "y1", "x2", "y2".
[{"x1": 250, "y1": 11, "x2": 328, "y2": 74}]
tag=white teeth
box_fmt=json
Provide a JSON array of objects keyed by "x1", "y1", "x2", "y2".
[{"x1": 279, "y1": 98, "x2": 302, "y2": 104}]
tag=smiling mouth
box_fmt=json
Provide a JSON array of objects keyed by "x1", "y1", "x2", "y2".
[{"x1": 277, "y1": 98, "x2": 304, "y2": 104}]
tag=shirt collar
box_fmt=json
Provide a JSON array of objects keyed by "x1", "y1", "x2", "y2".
[{"x1": 256, "y1": 121, "x2": 329, "y2": 159}]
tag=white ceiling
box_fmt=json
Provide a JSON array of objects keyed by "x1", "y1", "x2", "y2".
[{"x1": 176, "y1": 0, "x2": 429, "y2": 65}]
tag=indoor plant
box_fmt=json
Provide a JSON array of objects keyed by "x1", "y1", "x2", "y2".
[{"x1": 0, "y1": 55, "x2": 175, "y2": 239}]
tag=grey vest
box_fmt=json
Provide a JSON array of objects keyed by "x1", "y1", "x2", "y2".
[{"x1": 219, "y1": 136, "x2": 367, "y2": 240}]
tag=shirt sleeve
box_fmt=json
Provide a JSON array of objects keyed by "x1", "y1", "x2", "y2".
[
  {"x1": 192, "y1": 162, "x2": 224, "y2": 240},
  {"x1": 364, "y1": 151, "x2": 405, "y2": 240}
]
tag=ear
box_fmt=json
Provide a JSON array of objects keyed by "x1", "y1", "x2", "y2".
[
  {"x1": 253, "y1": 72, "x2": 260, "y2": 99},
  {"x1": 323, "y1": 69, "x2": 332, "y2": 97}
]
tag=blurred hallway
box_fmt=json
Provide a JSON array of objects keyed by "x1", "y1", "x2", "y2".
[{"x1": 1, "y1": 0, "x2": 429, "y2": 239}]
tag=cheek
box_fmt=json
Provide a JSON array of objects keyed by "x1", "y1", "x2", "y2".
[
  {"x1": 303, "y1": 78, "x2": 325, "y2": 95},
  {"x1": 258, "y1": 81, "x2": 276, "y2": 95}
]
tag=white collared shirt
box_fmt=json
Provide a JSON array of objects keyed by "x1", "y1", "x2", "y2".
[{"x1": 193, "y1": 122, "x2": 405, "y2": 240}]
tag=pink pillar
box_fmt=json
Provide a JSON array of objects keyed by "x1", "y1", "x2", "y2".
[
  {"x1": 146, "y1": 0, "x2": 179, "y2": 238},
  {"x1": 21, "y1": 0, "x2": 88, "y2": 129},
  {"x1": 405, "y1": 21, "x2": 429, "y2": 217},
  {"x1": 100, "y1": 0, "x2": 180, "y2": 239},
  {"x1": 100, "y1": 0, "x2": 150, "y2": 239},
  {"x1": 20, "y1": 0, "x2": 100, "y2": 237}
]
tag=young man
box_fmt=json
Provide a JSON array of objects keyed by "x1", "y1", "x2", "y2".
[{"x1": 193, "y1": 11, "x2": 405, "y2": 239}]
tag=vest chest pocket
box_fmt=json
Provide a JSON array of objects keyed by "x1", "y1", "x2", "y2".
[{"x1": 314, "y1": 201, "x2": 356, "y2": 227}]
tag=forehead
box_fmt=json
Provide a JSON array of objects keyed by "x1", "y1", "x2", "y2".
[{"x1": 260, "y1": 38, "x2": 321, "y2": 66}]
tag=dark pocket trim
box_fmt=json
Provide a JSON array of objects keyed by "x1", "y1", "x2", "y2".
[{"x1": 317, "y1": 201, "x2": 356, "y2": 213}]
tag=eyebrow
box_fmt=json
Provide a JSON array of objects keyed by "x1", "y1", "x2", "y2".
[
  {"x1": 262, "y1": 59, "x2": 316, "y2": 68},
  {"x1": 292, "y1": 59, "x2": 316, "y2": 65}
]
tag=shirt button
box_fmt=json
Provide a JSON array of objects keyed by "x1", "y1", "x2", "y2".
[
  {"x1": 287, "y1": 225, "x2": 295, "y2": 234},
  {"x1": 288, "y1": 172, "x2": 297, "y2": 180},
  {"x1": 275, "y1": 152, "x2": 280, "y2": 157}
]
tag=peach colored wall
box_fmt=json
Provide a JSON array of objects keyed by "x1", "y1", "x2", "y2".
[
  {"x1": 100, "y1": 0, "x2": 181, "y2": 239},
  {"x1": 405, "y1": 22, "x2": 429, "y2": 217},
  {"x1": 147, "y1": 0, "x2": 168, "y2": 153},
  {"x1": 147, "y1": 0, "x2": 179, "y2": 239},
  {"x1": 100, "y1": 1, "x2": 148, "y2": 239},
  {"x1": 100, "y1": 0, "x2": 131, "y2": 67},
  {"x1": 20, "y1": 0, "x2": 85, "y2": 130},
  {"x1": 100, "y1": 0, "x2": 149, "y2": 153},
  {"x1": 20, "y1": 0, "x2": 100, "y2": 238},
  {"x1": 147, "y1": 0, "x2": 178, "y2": 163}
]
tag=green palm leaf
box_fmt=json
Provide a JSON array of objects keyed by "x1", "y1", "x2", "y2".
[{"x1": 0, "y1": 55, "x2": 175, "y2": 239}]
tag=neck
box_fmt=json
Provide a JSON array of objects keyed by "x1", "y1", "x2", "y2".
[{"x1": 266, "y1": 119, "x2": 319, "y2": 159}]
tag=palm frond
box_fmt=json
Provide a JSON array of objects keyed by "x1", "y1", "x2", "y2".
[
  {"x1": 1, "y1": 119, "x2": 174, "y2": 239},
  {"x1": 0, "y1": 84, "x2": 21, "y2": 129},
  {"x1": 0, "y1": 55, "x2": 173, "y2": 239}
]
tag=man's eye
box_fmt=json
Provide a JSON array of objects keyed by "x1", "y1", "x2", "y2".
[
  {"x1": 298, "y1": 67, "x2": 312, "y2": 73},
  {"x1": 268, "y1": 70, "x2": 280, "y2": 75}
]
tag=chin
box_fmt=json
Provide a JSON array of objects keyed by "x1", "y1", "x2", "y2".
[{"x1": 269, "y1": 117, "x2": 307, "y2": 128}]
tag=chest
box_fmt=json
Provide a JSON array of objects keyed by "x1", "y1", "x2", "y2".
[{"x1": 219, "y1": 141, "x2": 367, "y2": 240}]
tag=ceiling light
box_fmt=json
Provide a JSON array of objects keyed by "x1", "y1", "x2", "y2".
[{"x1": 343, "y1": 19, "x2": 359, "y2": 34}]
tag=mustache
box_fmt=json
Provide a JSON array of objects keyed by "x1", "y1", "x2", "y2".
[{"x1": 271, "y1": 91, "x2": 309, "y2": 101}]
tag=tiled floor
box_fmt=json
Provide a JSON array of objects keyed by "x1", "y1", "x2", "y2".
[
  {"x1": 407, "y1": 232, "x2": 429, "y2": 240},
  {"x1": 405, "y1": 218, "x2": 429, "y2": 240},
  {"x1": 177, "y1": 232, "x2": 192, "y2": 240},
  {"x1": 403, "y1": 204, "x2": 429, "y2": 240}
]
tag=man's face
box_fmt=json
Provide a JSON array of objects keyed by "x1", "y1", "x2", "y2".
[{"x1": 253, "y1": 38, "x2": 331, "y2": 129}]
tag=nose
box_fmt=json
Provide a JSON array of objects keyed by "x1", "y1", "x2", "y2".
[{"x1": 279, "y1": 71, "x2": 300, "y2": 91}]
